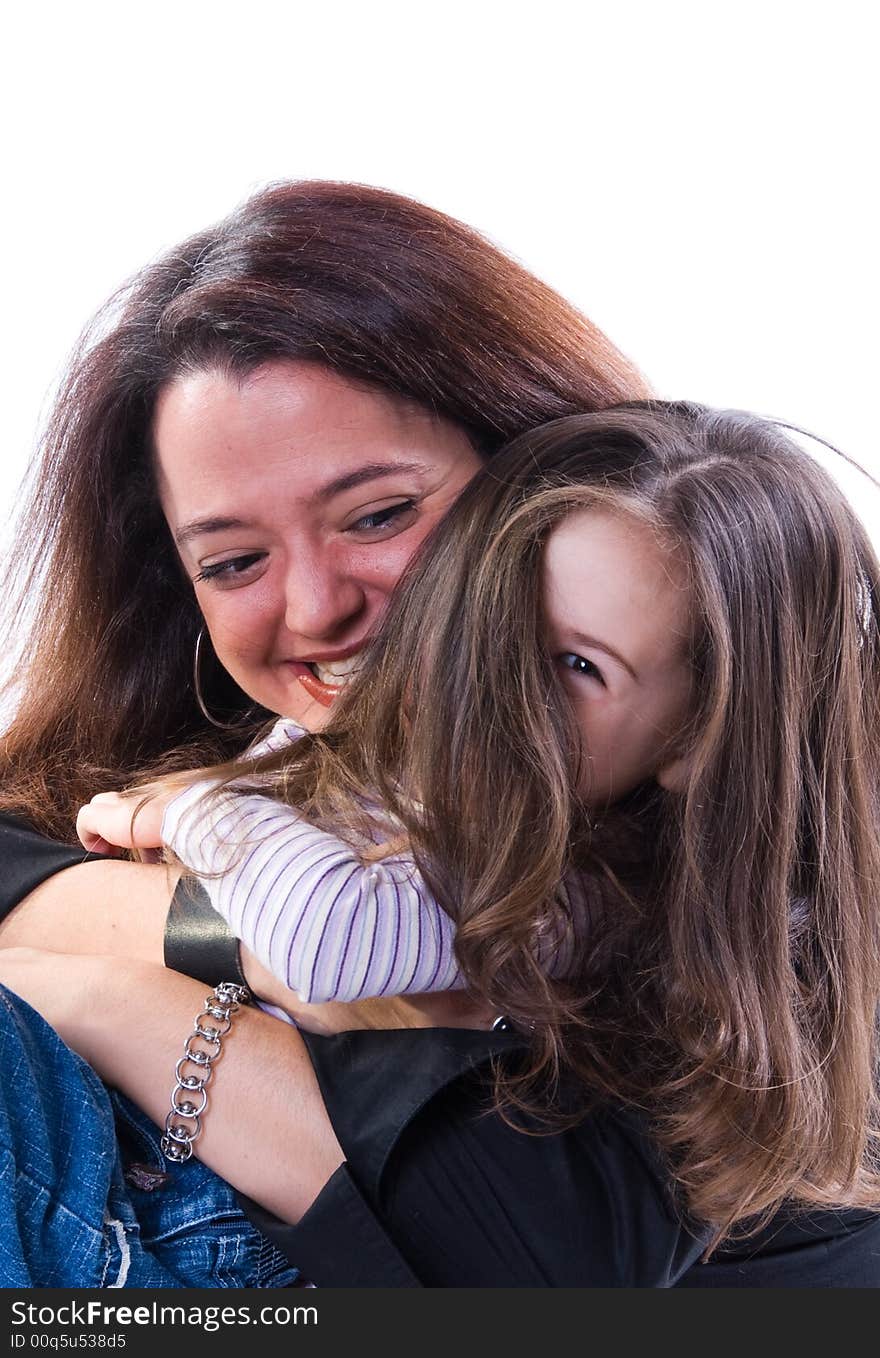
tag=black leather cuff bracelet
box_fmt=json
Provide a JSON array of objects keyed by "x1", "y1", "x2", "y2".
[{"x1": 163, "y1": 875, "x2": 248, "y2": 989}]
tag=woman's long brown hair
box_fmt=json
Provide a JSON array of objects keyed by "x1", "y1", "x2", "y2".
[
  {"x1": 212, "y1": 402, "x2": 880, "y2": 1235},
  {"x1": 0, "y1": 181, "x2": 648, "y2": 839}
]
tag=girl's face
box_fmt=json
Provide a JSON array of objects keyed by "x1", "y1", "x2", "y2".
[
  {"x1": 543, "y1": 507, "x2": 694, "y2": 807},
  {"x1": 154, "y1": 360, "x2": 484, "y2": 730}
]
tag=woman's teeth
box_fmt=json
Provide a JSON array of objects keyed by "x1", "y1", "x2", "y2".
[{"x1": 309, "y1": 656, "x2": 362, "y2": 687}]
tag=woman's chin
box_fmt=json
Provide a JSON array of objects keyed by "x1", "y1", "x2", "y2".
[
  {"x1": 296, "y1": 700, "x2": 334, "y2": 732},
  {"x1": 274, "y1": 680, "x2": 337, "y2": 732},
  {"x1": 270, "y1": 661, "x2": 346, "y2": 730}
]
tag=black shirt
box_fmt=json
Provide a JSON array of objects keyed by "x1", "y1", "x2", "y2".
[
  {"x1": 242, "y1": 1026, "x2": 880, "y2": 1287},
  {"x1": 2, "y1": 811, "x2": 879, "y2": 1287}
]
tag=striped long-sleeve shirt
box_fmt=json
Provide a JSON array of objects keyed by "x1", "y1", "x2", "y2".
[{"x1": 161, "y1": 718, "x2": 463, "y2": 1003}]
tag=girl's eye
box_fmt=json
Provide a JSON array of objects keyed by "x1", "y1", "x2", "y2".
[
  {"x1": 193, "y1": 553, "x2": 267, "y2": 586},
  {"x1": 559, "y1": 652, "x2": 606, "y2": 687},
  {"x1": 347, "y1": 499, "x2": 417, "y2": 536}
]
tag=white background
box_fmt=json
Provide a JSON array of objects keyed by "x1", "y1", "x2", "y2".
[{"x1": 2, "y1": 0, "x2": 877, "y2": 540}]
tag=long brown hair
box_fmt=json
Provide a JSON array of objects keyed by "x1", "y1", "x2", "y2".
[
  {"x1": 220, "y1": 402, "x2": 880, "y2": 1233},
  {"x1": 0, "y1": 181, "x2": 648, "y2": 839}
]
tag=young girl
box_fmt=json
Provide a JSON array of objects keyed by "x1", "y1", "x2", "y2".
[{"x1": 77, "y1": 400, "x2": 880, "y2": 1265}]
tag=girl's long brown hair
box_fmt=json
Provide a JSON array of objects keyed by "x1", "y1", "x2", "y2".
[
  {"x1": 219, "y1": 402, "x2": 880, "y2": 1234},
  {"x1": 0, "y1": 181, "x2": 648, "y2": 839}
]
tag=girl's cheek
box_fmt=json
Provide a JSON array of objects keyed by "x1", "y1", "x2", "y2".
[{"x1": 560, "y1": 684, "x2": 594, "y2": 738}]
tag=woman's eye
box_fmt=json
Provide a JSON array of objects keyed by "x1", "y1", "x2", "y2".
[
  {"x1": 347, "y1": 500, "x2": 417, "y2": 535},
  {"x1": 559, "y1": 652, "x2": 606, "y2": 686},
  {"x1": 193, "y1": 553, "x2": 267, "y2": 586}
]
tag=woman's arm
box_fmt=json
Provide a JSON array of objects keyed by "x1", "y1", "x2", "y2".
[
  {"x1": 0, "y1": 857, "x2": 174, "y2": 964},
  {"x1": 0, "y1": 948, "x2": 492, "y2": 1222},
  {"x1": 0, "y1": 947, "x2": 344, "y2": 1223}
]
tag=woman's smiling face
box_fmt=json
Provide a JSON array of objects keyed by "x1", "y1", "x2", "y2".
[{"x1": 153, "y1": 360, "x2": 484, "y2": 729}]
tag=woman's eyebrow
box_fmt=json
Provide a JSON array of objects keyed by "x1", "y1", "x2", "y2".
[
  {"x1": 174, "y1": 515, "x2": 253, "y2": 548},
  {"x1": 312, "y1": 461, "x2": 426, "y2": 502}
]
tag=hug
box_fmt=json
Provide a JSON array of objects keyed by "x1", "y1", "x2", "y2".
[{"x1": 1, "y1": 182, "x2": 878, "y2": 1287}]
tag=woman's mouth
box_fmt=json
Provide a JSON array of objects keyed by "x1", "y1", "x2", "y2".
[{"x1": 288, "y1": 656, "x2": 362, "y2": 708}]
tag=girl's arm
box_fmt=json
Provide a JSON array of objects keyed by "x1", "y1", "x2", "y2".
[
  {"x1": 73, "y1": 718, "x2": 462, "y2": 1005},
  {"x1": 0, "y1": 813, "x2": 487, "y2": 1035},
  {"x1": 162, "y1": 781, "x2": 462, "y2": 1003}
]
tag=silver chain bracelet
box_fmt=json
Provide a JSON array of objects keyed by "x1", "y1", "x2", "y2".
[{"x1": 160, "y1": 981, "x2": 251, "y2": 1164}]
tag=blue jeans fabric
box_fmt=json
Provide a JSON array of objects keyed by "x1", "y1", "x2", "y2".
[{"x1": 0, "y1": 987, "x2": 298, "y2": 1288}]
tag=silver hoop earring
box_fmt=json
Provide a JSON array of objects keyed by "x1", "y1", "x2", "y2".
[{"x1": 193, "y1": 628, "x2": 249, "y2": 731}]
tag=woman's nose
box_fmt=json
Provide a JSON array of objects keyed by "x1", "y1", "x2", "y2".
[{"x1": 282, "y1": 552, "x2": 368, "y2": 641}]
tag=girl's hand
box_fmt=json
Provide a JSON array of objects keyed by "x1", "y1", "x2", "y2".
[{"x1": 76, "y1": 789, "x2": 170, "y2": 855}]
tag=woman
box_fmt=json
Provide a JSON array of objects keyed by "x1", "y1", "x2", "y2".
[{"x1": 0, "y1": 180, "x2": 652, "y2": 1285}]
